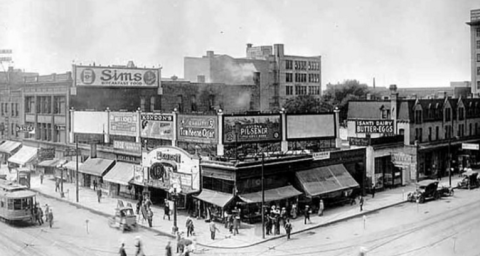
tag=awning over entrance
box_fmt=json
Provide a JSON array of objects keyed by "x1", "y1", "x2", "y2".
[
  {"x1": 296, "y1": 164, "x2": 359, "y2": 197},
  {"x1": 238, "y1": 185, "x2": 302, "y2": 204},
  {"x1": 38, "y1": 159, "x2": 66, "y2": 168},
  {"x1": 63, "y1": 161, "x2": 82, "y2": 171},
  {"x1": 78, "y1": 158, "x2": 115, "y2": 177},
  {"x1": 8, "y1": 146, "x2": 38, "y2": 166},
  {"x1": 103, "y1": 162, "x2": 135, "y2": 186},
  {"x1": 0, "y1": 140, "x2": 21, "y2": 154},
  {"x1": 194, "y1": 189, "x2": 234, "y2": 208}
]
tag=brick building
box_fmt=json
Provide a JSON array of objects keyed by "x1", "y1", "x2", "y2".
[
  {"x1": 184, "y1": 43, "x2": 321, "y2": 111},
  {"x1": 468, "y1": 9, "x2": 480, "y2": 94}
]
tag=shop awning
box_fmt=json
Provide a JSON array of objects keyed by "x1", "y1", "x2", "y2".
[
  {"x1": 103, "y1": 162, "x2": 135, "y2": 186},
  {"x1": 78, "y1": 158, "x2": 115, "y2": 177},
  {"x1": 63, "y1": 161, "x2": 82, "y2": 171},
  {"x1": 38, "y1": 159, "x2": 65, "y2": 168},
  {"x1": 0, "y1": 140, "x2": 21, "y2": 154},
  {"x1": 295, "y1": 164, "x2": 359, "y2": 197},
  {"x1": 238, "y1": 185, "x2": 302, "y2": 204},
  {"x1": 8, "y1": 146, "x2": 38, "y2": 166},
  {"x1": 194, "y1": 189, "x2": 234, "y2": 208}
]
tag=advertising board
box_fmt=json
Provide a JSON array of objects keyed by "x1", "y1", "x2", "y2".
[
  {"x1": 73, "y1": 111, "x2": 108, "y2": 134},
  {"x1": 109, "y1": 112, "x2": 138, "y2": 136},
  {"x1": 286, "y1": 114, "x2": 335, "y2": 139},
  {"x1": 74, "y1": 66, "x2": 159, "y2": 87},
  {"x1": 113, "y1": 140, "x2": 141, "y2": 152},
  {"x1": 141, "y1": 113, "x2": 173, "y2": 140},
  {"x1": 223, "y1": 115, "x2": 281, "y2": 143},
  {"x1": 355, "y1": 120, "x2": 394, "y2": 134},
  {"x1": 177, "y1": 115, "x2": 217, "y2": 143}
]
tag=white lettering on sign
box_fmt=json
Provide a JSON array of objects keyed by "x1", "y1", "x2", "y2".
[
  {"x1": 462, "y1": 143, "x2": 479, "y2": 150},
  {"x1": 356, "y1": 120, "x2": 394, "y2": 134},
  {"x1": 313, "y1": 152, "x2": 330, "y2": 161}
]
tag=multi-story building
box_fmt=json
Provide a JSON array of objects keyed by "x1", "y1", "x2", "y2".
[
  {"x1": 468, "y1": 9, "x2": 480, "y2": 94},
  {"x1": 347, "y1": 85, "x2": 480, "y2": 189},
  {"x1": 184, "y1": 44, "x2": 322, "y2": 111}
]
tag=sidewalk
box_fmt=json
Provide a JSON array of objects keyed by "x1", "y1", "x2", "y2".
[{"x1": 28, "y1": 171, "x2": 464, "y2": 249}]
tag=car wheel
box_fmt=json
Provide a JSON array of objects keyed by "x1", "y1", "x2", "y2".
[{"x1": 419, "y1": 196, "x2": 425, "y2": 204}]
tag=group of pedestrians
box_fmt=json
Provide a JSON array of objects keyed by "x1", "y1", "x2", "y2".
[
  {"x1": 32, "y1": 202, "x2": 53, "y2": 228},
  {"x1": 223, "y1": 208, "x2": 241, "y2": 236},
  {"x1": 136, "y1": 196, "x2": 155, "y2": 228},
  {"x1": 118, "y1": 236, "x2": 147, "y2": 256}
]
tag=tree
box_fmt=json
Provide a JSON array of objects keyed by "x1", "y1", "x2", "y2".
[
  {"x1": 283, "y1": 95, "x2": 333, "y2": 114},
  {"x1": 322, "y1": 80, "x2": 380, "y2": 123}
]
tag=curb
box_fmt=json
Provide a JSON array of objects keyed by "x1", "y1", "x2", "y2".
[
  {"x1": 197, "y1": 200, "x2": 408, "y2": 249},
  {"x1": 31, "y1": 188, "x2": 175, "y2": 238}
]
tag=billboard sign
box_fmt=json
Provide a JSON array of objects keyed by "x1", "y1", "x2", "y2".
[
  {"x1": 355, "y1": 120, "x2": 394, "y2": 134},
  {"x1": 141, "y1": 113, "x2": 173, "y2": 140},
  {"x1": 177, "y1": 115, "x2": 217, "y2": 143},
  {"x1": 73, "y1": 111, "x2": 108, "y2": 134},
  {"x1": 113, "y1": 140, "x2": 141, "y2": 152},
  {"x1": 462, "y1": 143, "x2": 479, "y2": 150},
  {"x1": 0, "y1": 49, "x2": 12, "y2": 54},
  {"x1": 109, "y1": 112, "x2": 138, "y2": 136},
  {"x1": 223, "y1": 115, "x2": 281, "y2": 143},
  {"x1": 286, "y1": 114, "x2": 335, "y2": 139},
  {"x1": 74, "y1": 66, "x2": 159, "y2": 87}
]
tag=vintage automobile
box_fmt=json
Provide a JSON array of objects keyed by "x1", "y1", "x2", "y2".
[
  {"x1": 407, "y1": 179, "x2": 440, "y2": 203},
  {"x1": 457, "y1": 170, "x2": 479, "y2": 190},
  {"x1": 108, "y1": 206, "x2": 137, "y2": 232}
]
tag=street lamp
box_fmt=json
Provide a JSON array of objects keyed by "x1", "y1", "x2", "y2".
[{"x1": 169, "y1": 185, "x2": 182, "y2": 233}]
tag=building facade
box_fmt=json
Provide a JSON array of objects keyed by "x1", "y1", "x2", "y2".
[
  {"x1": 184, "y1": 44, "x2": 322, "y2": 111},
  {"x1": 468, "y1": 9, "x2": 480, "y2": 95}
]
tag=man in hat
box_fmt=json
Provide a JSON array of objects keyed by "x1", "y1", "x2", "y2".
[
  {"x1": 318, "y1": 199, "x2": 325, "y2": 216},
  {"x1": 209, "y1": 221, "x2": 220, "y2": 240},
  {"x1": 304, "y1": 205, "x2": 311, "y2": 224},
  {"x1": 284, "y1": 219, "x2": 293, "y2": 240},
  {"x1": 165, "y1": 241, "x2": 172, "y2": 256},
  {"x1": 119, "y1": 241, "x2": 127, "y2": 256},
  {"x1": 47, "y1": 208, "x2": 54, "y2": 228}
]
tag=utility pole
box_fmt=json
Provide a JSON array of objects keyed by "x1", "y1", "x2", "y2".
[
  {"x1": 261, "y1": 152, "x2": 265, "y2": 239},
  {"x1": 76, "y1": 137, "x2": 79, "y2": 203}
]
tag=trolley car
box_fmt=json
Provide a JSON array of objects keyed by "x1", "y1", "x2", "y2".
[{"x1": 0, "y1": 179, "x2": 37, "y2": 223}]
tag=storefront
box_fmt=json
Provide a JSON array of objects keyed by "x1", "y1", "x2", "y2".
[
  {"x1": 139, "y1": 146, "x2": 201, "y2": 210},
  {"x1": 103, "y1": 161, "x2": 137, "y2": 199},
  {"x1": 38, "y1": 159, "x2": 68, "y2": 179},
  {"x1": 77, "y1": 158, "x2": 115, "y2": 190},
  {"x1": 194, "y1": 189, "x2": 234, "y2": 222},
  {"x1": 0, "y1": 140, "x2": 21, "y2": 165}
]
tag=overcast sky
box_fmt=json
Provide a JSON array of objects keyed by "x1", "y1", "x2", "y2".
[{"x1": 1, "y1": 0, "x2": 479, "y2": 88}]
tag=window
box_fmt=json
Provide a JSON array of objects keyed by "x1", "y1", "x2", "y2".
[
  {"x1": 415, "y1": 110, "x2": 422, "y2": 124},
  {"x1": 445, "y1": 108, "x2": 451, "y2": 121},
  {"x1": 308, "y1": 73, "x2": 320, "y2": 83},
  {"x1": 208, "y1": 95, "x2": 215, "y2": 111},
  {"x1": 459, "y1": 107, "x2": 464, "y2": 120},
  {"x1": 428, "y1": 127, "x2": 432, "y2": 141},
  {"x1": 286, "y1": 86, "x2": 293, "y2": 95},
  {"x1": 436, "y1": 126, "x2": 439, "y2": 140},
  {"x1": 477, "y1": 40, "x2": 480, "y2": 49},
  {"x1": 295, "y1": 86, "x2": 307, "y2": 95},
  {"x1": 308, "y1": 61, "x2": 320, "y2": 70},
  {"x1": 477, "y1": 28, "x2": 480, "y2": 37},
  {"x1": 314, "y1": 86, "x2": 320, "y2": 95},
  {"x1": 294, "y1": 61, "x2": 306, "y2": 70},
  {"x1": 150, "y1": 97, "x2": 156, "y2": 112},
  {"x1": 308, "y1": 86, "x2": 315, "y2": 95},
  {"x1": 477, "y1": 54, "x2": 480, "y2": 62},
  {"x1": 53, "y1": 96, "x2": 66, "y2": 114},
  {"x1": 4, "y1": 102, "x2": 8, "y2": 116},
  {"x1": 1, "y1": 103, "x2": 3, "y2": 116},
  {"x1": 478, "y1": 67, "x2": 480, "y2": 75},
  {"x1": 54, "y1": 125, "x2": 61, "y2": 142},
  {"x1": 470, "y1": 123, "x2": 473, "y2": 136},
  {"x1": 415, "y1": 128, "x2": 423, "y2": 142},
  {"x1": 295, "y1": 73, "x2": 307, "y2": 83},
  {"x1": 140, "y1": 97, "x2": 146, "y2": 112},
  {"x1": 177, "y1": 95, "x2": 183, "y2": 112},
  {"x1": 285, "y1": 60, "x2": 293, "y2": 70},
  {"x1": 286, "y1": 73, "x2": 293, "y2": 83},
  {"x1": 478, "y1": 81, "x2": 480, "y2": 90},
  {"x1": 190, "y1": 95, "x2": 197, "y2": 112},
  {"x1": 458, "y1": 124, "x2": 464, "y2": 137},
  {"x1": 476, "y1": 123, "x2": 479, "y2": 135}
]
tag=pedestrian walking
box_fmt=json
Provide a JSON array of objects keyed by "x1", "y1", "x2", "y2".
[
  {"x1": 265, "y1": 214, "x2": 272, "y2": 235},
  {"x1": 165, "y1": 241, "x2": 172, "y2": 256},
  {"x1": 284, "y1": 219, "x2": 292, "y2": 240},
  {"x1": 176, "y1": 231, "x2": 184, "y2": 253},
  {"x1": 371, "y1": 184, "x2": 376, "y2": 198},
  {"x1": 223, "y1": 210, "x2": 229, "y2": 228},
  {"x1": 97, "y1": 189, "x2": 102, "y2": 203},
  {"x1": 274, "y1": 214, "x2": 280, "y2": 235},
  {"x1": 134, "y1": 236, "x2": 144, "y2": 256},
  {"x1": 147, "y1": 208, "x2": 153, "y2": 227},
  {"x1": 44, "y1": 204, "x2": 50, "y2": 222},
  {"x1": 40, "y1": 172, "x2": 44, "y2": 184},
  {"x1": 37, "y1": 205, "x2": 44, "y2": 225},
  {"x1": 359, "y1": 196, "x2": 364, "y2": 212},
  {"x1": 304, "y1": 205, "x2": 311, "y2": 224},
  {"x1": 163, "y1": 199, "x2": 170, "y2": 220},
  {"x1": 233, "y1": 216, "x2": 240, "y2": 235},
  {"x1": 93, "y1": 179, "x2": 97, "y2": 191},
  {"x1": 186, "y1": 216, "x2": 194, "y2": 237},
  {"x1": 47, "y1": 208, "x2": 54, "y2": 228},
  {"x1": 55, "y1": 178, "x2": 60, "y2": 192},
  {"x1": 318, "y1": 199, "x2": 325, "y2": 216},
  {"x1": 119, "y1": 241, "x2": 127, "y2": 256},
  {"x1": 209, "y1": 221, "x2": 220, "y2": 240}
]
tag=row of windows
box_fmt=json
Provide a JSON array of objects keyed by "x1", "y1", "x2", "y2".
[
  {"x1": 286, "y1": 86, "x2": 321, "y2": 95},
  {"x1": 415, "y1": 123, "x2": 479, "y2": 143},
  {"x1": 285, "y1": 73, "x2": 320, "y2": 83},
  {"x1": 285, "y1": 60, "x2": 320, "y2": 71},
  {"x1": 24, "y1": 96, "x2": 66, "y2": 115},
  {"x1": 414, "y1": 106, "x2": 480, "y2": 124},
  {"x1": 295, "y1": 73, "x2": 307, "y2": 83},
  {"x1": 477, "y1": 40, "x2": 480, "y2": 49},
  {"x1": 0, "y1": 103, "x2": 19, "y2": 117},
  {"x1": 33, "y1": 122, "x2": 64, "y2": 142}
]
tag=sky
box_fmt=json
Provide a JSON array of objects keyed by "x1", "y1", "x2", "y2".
[{"x1": 0, "y1": 0, "x2": 479, "y2": 88}]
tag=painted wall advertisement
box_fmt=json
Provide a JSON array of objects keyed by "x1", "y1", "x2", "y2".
[
  {"x1": 110, "y1": 112, "x2": 138, "y2": 136},
  {"x1": 355, "y1": 120, "x2": 394, "y2": 134},
  {"x1": 141, "y1": 113, "x2": 173, "y2": 140},
  {"x1": 177, "y1": 115, "x2": 217, "y2": 143},
  {"x1": 223, "y1": 115, "x2": 281, "y2": 143},
  {"x1": 74, "y1": 66, "x2": 159, "y2": 87}
]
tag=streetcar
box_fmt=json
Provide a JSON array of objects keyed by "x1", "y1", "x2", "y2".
[{"x1": 0, "y1": 179, "x2": 37, "y2": 224}]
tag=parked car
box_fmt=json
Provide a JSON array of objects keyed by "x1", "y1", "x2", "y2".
[
  {"x1": 457, "y1": 170, "x2": 479, "y2": 190},
  {"x1": 407, "y1": 179, "x2": 440, "y2": 203}
]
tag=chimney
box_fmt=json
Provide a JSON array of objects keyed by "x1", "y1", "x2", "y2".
[
  {"x1": 247, "y1": 43, "x2": 252, "y2": 49},
  {"x1": 206, "y1": 51, "x2": 214, "y2": 58},
  {"x1": 373, "y1": 77, "x2": 376, "y2": 88},
  {"x1": 274, "y1": 44, "x2": 284, "y2": 57}
]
